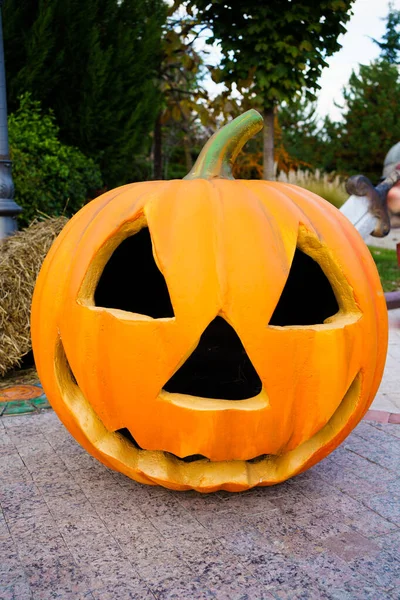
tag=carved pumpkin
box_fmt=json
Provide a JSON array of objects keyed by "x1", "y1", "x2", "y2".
[{"x1": 31, "y1": 111, "x2": 388, "y2": 492}]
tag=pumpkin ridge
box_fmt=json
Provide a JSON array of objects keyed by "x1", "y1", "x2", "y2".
[
  {"x1": 33, "y1": 186, "x2": 127, "y2": 309},
  {"x1": 72, "y1": 182, "x2": 177, "y2": 306},
  {"x1": 286, "y1": 182, "x2": 386, "y2": 409},
  {"x1": 240, "y1": 180, "x2": 315, "y2": 236},
  {"x1": 210, "y1": 180, "x2": 229, "y2": 307},
  {"x1": 232, "y1": 180, "x2": 297, "y2": 276},
  {"x1": 333, "y1": 205, "x2": 388, "y2": 406},
  {"x1": 270, "y1": 184, "x2": 375, "y2": 301}
]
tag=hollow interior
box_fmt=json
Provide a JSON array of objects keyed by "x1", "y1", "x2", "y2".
[
  {"x1": 269, "y1": 248, "x2": 339, "y2": 326},
  {"x1": 163, "y1": 316, "x2": 262, "y2": 400},
  {"x1": 94, "y1": 227, "x2": 174, "y2": 319}
]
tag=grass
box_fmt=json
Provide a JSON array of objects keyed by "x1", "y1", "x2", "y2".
[{"x1": 368, "y1": 246, "x2": 400, "y2": 292}]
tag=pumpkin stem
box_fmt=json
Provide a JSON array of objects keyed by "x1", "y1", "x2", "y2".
[{"x1": 184, "y1": 110, "x2": 264, "y2": 180}]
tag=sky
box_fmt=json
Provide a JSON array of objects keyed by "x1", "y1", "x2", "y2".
[
  {"x1": 199, "y1": 0, "x2": 400, "y2": 122},
  {"x1": 317, "y1": 0, "x2": 400, "y2": 120}
]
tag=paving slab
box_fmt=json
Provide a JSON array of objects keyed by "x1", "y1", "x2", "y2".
[
  {"x1": 366, "y1": 307, "x2": 400, "y2": 417},
  {"x1": 365, "y1": 226, "x2": 400, "y2": 251},
  {"x1": 0, "y1": 410, "x2": 398, "y2": 599}
]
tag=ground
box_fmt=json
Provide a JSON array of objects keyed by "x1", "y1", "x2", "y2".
[
  {"x1": 0, "y1": 255, "x2": 399, "y2": 600},
  {"x1": 371, "y1": 308, "x2": 400, "y2": 417},
  {"x1": 1, "y1": 411, "x2": 399, "y2": 600}
]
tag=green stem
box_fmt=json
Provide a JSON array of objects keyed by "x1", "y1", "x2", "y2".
[{"x1": 184, "y1": 109, "x2": 264, "y2": 180}]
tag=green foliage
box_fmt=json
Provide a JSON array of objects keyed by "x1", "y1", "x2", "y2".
[
  {"x1": 324, "y1": 60, "x2": 400, "y2": 182},
  {"x1": 369, "y1": 246, "x2": 400, "y2": 292},
  {"x1": 153, "y1": 8, "x2": 213, "y2": 179},
  {"x1": 373, "y1": 2, "x2": 400, "y2": 64},
  {"x1": 187, "y1": 0, "x2": 354, "y2": 179},
  {"x1": 277, "y1": 3, "x2": 400, "y2": 182},
  {"x1": 187, "y1": 0, "x2": 355, "y2": 108},
  {"x1": 3, "y1": 0, "x2": 167, "y2": 187},
  {"x1": 278, "y1": 97, "x2": 326, "y2": 169},
  {"x1": 9, "y1": 95, "x2": 102, "y2": 226}
]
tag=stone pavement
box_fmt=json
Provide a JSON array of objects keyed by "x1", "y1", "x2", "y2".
[
  {"x1": 364, "y1": 227, "x2": 400, "y2": 416},
  {"x1": 0, "y1": 409, "x2": 399, "y2": 600},
  {"x1": 372, "y1": 307, "x2": 400, "y2": 416},
  {"x1": 365, "y1": 228, "x2": 400, "y2": 251}
]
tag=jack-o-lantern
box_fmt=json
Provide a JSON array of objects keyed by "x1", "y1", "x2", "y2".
[{"x1": 31, "y1": 110, "x2": 388, "y2": 492}]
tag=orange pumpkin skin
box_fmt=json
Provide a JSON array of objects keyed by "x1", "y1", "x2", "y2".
[{"x1": 31, "y1": 114, "x2": 388, "y2": 492}]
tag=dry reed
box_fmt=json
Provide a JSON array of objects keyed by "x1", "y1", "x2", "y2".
[{"x1": 276, "y1": 168, "x2": 348, "y2": 208}]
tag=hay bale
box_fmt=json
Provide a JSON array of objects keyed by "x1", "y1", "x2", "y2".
[{"x1": 0, "y1": 217, "x2": 68, "y2": 376}]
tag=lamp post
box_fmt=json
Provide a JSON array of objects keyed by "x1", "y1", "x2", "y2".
[{"x1": 0, "y1": 1, "x2": 21, "y2": 239}]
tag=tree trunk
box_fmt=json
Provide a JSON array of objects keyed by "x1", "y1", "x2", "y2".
[
  {"x1": 263, "y1": 107, "x2": 275, "y2": 180},
  {"x1": 183, "y1": 134, "x2": 193, "y2": 173},
  {"x1": 153, "y1": 112, "x2": 163, "y2": 180}
]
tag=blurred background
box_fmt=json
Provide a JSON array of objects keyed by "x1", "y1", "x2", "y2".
[{"x1": 1, "y1": 0, "x2": 399, "y2": 225}]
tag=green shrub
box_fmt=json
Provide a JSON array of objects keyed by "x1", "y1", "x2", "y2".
[{"x1": 9, "y1": 94, "x2": 103, "y2": 226}]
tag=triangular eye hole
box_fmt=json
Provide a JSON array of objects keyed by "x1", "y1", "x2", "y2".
[
  {"x1": 269, "y1": 248, "x2": 339, "y2": 327},
  {"x1": 95, "y1": 227, "x2": 174, "y2": 318}
]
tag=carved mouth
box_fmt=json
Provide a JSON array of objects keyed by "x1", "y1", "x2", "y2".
[
  {"x1": 115, "y1": 426, "x2": 272, "y2": 464},
  {"x1": 54, "y1": 338, "x2": 362, "y2": 490}
]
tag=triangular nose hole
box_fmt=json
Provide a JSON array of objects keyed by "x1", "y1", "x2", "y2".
[{"x1": 163, "y1": 316, "x2": 262, "y2": 400}]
